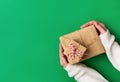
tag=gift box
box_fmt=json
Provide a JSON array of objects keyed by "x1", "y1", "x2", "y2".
[{"x1": 60, "y1": 25, "x2": 105, "y2": 64}]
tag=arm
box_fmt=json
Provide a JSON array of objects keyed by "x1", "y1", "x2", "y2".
[
  {"x1": 59, "y1": 43, "x2": 108, "y2": 82},
  {"x1": 100, "y1": 30, "x2": 120, "y2": 71},
  {"x1": 65, "y1": 64, "x2": 108, "y2": 82},
  {"x1": 81, "y1": 20, "x2": 120, "y2": 71}
]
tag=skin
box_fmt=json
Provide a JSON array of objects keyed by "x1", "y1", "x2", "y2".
[
  {"x1": 59, "y1": 20, "x2": 107, "y2": 68},
  {"x1": 81, "y1": 20, "x2": 107, "y2": 35},
  {"x1": 59, "y1": 43, "x2": 68, "y2": 68}
]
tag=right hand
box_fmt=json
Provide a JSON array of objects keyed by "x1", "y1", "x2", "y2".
[{"x1": 81, "y1": 20, "x2": 107, "y2": 35}]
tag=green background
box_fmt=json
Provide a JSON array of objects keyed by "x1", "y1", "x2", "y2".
[{"x1": 0, "y1": 0, "x2": 120, "y2": 82}]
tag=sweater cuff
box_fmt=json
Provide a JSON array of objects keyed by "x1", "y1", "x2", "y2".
[
  {"x1": 99, "y1": 30, "x2": 111, "y2": 47},
  {"x1": 65, "y1": 64, "x2": 86, "y2": 72},
  {"x1": 64, "y1": 64, "x2": 72, "y2": 71},
  {"x1": 64, "y1": 64, "x2": 87, "y2": 77}
]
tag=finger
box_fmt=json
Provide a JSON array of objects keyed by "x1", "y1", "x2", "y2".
[
  {"x1": 60, "y1": 55, "x2": 68, "y2": 66},
  {"x1": 62, "y1": 56, "x2": 68, "y2": 64},
  {"x1": 59, "y1": 43, "x2": 62, "y2": 65},
  {"x1": 94, "y1": 22, "x2": 106, "y2": 34},
  {"x1": 99, "y1": 23, "x2": 107, "y2": 30},
  {"x1": 62, "y1": 57, "x2": 67, "y2": 62},
  {"x1": 59, "y1": 43, "x2": 68, "y2": 67},
  {"x1": 81, "y1": 21, "x2": 96, "y2": 28},
  {"x1": 99, "y1": 23, "x2": 105, "y2": 27},
  {"x1": 59, "y1": 43, "x2": 68, "y2": 62},
  {"x1": 80, "y1": 20, "x2": 97, "y2": 28},
  {"x1": 59, "y1": 43, "x2": 64, "y2": 58},
  {"x1": 60, "y1": 60, "x2": 62, "y2": 65}
]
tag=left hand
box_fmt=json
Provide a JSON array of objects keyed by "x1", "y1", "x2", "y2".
[{"x1": 59, "y1": 43, "x2": 68, "y2": 68}]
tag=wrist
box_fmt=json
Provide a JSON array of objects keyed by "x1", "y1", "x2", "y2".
[
  {"x1": 99, "y1": 30, "x2": 111, "y2": 46},
  {"x1": 64, "y1": 63, "x2": 69, "y2": 68}
]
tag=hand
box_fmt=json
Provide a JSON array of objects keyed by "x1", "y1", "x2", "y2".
[
  {"x1": 59, "y1": 43, "x2": 68, "y2": 68},
  {"x1": 81, "y1": 20, "x2": 107, "y2": 35}
]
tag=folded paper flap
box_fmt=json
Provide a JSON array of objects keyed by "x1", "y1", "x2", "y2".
[
  {"x1": 60, "y1": 25, "x2": 99, "y2": 47},
  {"x1": 69, "y1": 40, "x2": 79, "y2": 47},
  {"x1": 78, "y1": 25, "x2": 100, "y2": 46},
  {"x1": 62, "y1": 30, "x2": 82, "y2": 44}
]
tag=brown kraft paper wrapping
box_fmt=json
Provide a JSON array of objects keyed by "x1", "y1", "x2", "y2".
[{"x1": 60, "y1": 25, "x2": 105, "y2": 64}]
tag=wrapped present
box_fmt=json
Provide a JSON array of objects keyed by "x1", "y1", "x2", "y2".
[
  {"x1": 60, "y1": 25, "x2": 105, "y2": 64},
  {"x1": 63, "y1": 40, "x2": 87, "y2": 64}
]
